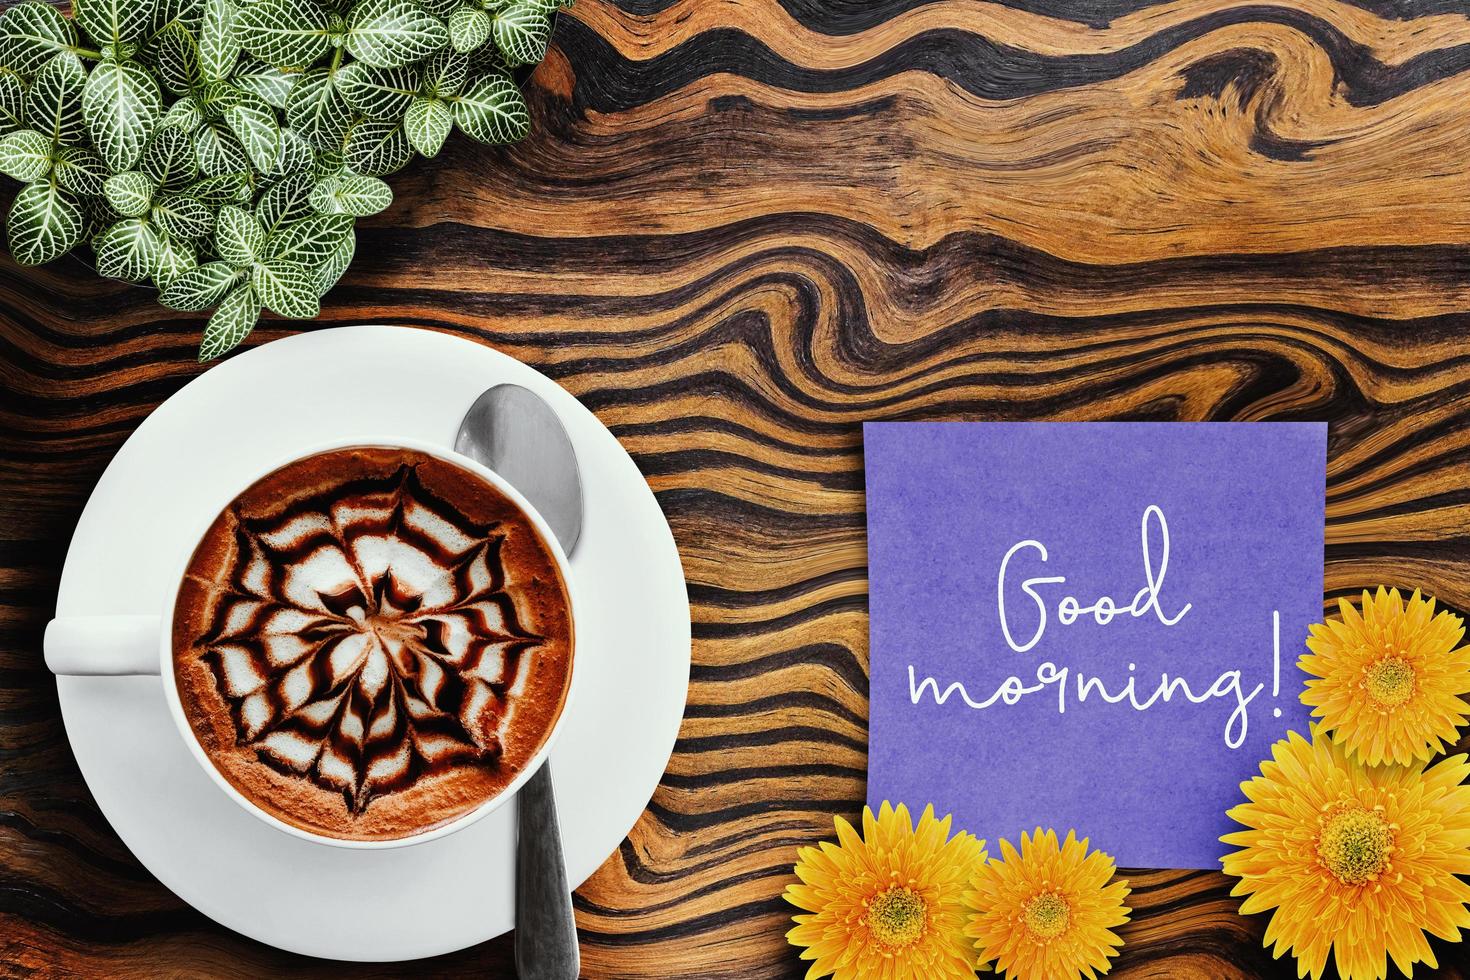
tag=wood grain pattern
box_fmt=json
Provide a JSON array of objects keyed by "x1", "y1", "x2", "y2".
[{"x1": 4, "y1": 0, "x2": 1470, "y2": 976}]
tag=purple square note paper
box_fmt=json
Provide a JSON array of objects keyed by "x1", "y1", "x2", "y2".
[{"x1": 864, "y1": 422, "x2": 1326, "y2": 870}]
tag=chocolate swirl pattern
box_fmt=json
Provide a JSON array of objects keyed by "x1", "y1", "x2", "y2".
[
  {"x1": 8, "y1": 0, "x2": 1470, "y2": 976},
  {"x1": 196, "y1": 465, "x2": 541, "y2": 815}
]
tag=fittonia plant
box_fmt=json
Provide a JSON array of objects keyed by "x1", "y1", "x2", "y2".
[{"x1": 0, "y1": 0, "x2": 568, "y2": 359}]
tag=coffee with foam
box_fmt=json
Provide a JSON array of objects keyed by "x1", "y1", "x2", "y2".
[{"x1": 172, "y1": 446, "x2": 574, "y2": 841}]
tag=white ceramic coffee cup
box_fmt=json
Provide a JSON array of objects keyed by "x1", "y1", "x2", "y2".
[{"x1": 43, "y1": 436, "x2": 579, "y2": 850}]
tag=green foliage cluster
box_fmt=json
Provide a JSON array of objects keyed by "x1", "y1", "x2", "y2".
[{"x1": 0, "y1": 0, "x2": 568, "y2": 359}]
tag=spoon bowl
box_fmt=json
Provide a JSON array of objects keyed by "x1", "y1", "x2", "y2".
[{"x1": 455, "y1": 384, "x2": 583, "y2": 554}]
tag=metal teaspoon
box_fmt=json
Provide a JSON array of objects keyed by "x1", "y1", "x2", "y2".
[{"x1": 456, "y1": 383, "x2": 583, "y2": 980}]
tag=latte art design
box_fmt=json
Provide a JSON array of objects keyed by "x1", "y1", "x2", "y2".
[{"x1": 195, "y1": 465, "x2": 542, "y2": 814}]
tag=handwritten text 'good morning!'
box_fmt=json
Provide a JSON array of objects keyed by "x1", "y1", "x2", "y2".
[{"x1": 908, "y1": 506, "x2": 1283, "y2": 749}]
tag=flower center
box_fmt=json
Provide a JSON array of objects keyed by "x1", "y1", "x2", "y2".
[
  {"x1": 866, "y1": 886, "x2": 927, "y2": 949},
  {"x1": 1363, "y1": 656, "x2": 1415, "y2": 709},
  {"x1": 1022, "y1": 891, "x2": 1071, "y2": 942},
  {"x1": 1317, "y1": 802, "x2": 1394, "y2": 886}
]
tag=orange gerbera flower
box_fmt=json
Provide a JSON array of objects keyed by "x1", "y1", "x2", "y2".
[
  {"x1": 1300, "y1": 587, "x2": 1470, "y2": 765},
  {"x1": 964, "y1": 828, "x2": 1131, "y2": 980},
  {"x1": 1222, "y1": 725, "x2": 1470, "y2": 980},
  {"x1": 784, "y1": 802, "x2": 986, "y2": 980}
]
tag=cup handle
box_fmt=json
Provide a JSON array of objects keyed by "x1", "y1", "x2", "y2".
[{"x1": 44, "y1": 615, "x2": 162, "y2": 676}]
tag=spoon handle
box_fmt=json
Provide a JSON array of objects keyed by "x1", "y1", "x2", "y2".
[{"x1": 515, "y1": 762, "x2": 580, "y2": 980}]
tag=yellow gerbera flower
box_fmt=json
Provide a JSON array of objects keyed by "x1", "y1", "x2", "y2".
[
  {"x1": 784, "y1": 801, "x2": 987, "y2": 980},
  {"x1": 1222, "y1": 724, "x2": 1470, "y2": 980},
  {"x1": 1300, "y1": 587, "x2": 1470, "y2": 765},
  {"x1": 963, "y1": 828, "x2": 1131, "y2": 980}
]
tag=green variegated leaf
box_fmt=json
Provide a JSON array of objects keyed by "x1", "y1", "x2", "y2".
[
  {"x1": 451, "y1": 73, "x2": 526, "y2": 144},
  {"x1": 184, "y1": 170, "x2": 253, "y2": 204},
  {"x1": 103, "y1": 170, "x2": 156, "y2": 215},
  {"x1": 233, "y1": 58, "x2": 297, "y2": 108},
  {"x1": 343, "y1": 118, "x2": 411, "y2": 176},
  {"x1": 53, "y1": 147, "x2": 108, "y2": 195},
  {"x1": 160, "y1": 258, "x2": 239, "y2": 309},
  {"x1": 73, "y1": 0, "x2": 156, "y2": 48},
  {"x1": 285, "y1": 68, "x2": 351, "y2": 151},
  {"x1": 418, "y1": 0, "x2": 458, "y2": 18},
  {"x1": 8, "y1": 180, "x2": 83, "y2": 264},
  {"x1": 347, "y1": 0, "x2": 448, "y2": 68},
  {"x1": 420, "y1": 48, "x2": 467, "y2": 97},
  {"x1": 404, "y1": 96, "x2": 450, "y2": 156},
  {"x1": 198, "y1": 282, "x2": 260, "y2": 360},
  {"x1": 151, "y1": 0, "x2": 204, "y2": 35},
  {"x1": 215, "y1": 203, "x2": 265, "y2": 265},
  {"x1": 1, "y1": 3, "x2": 78, "y2": 77},
  {"x1": 143, "y1": 124, "x2": 197, "y2": 189},
  {"x1": 491, "y1": 3, "x2": 550, "y2": 66},
  {"x1": 224, "y1": 91, "x2": 279, "y2": 171},
  {"x1": 237, "y1": 0, "x2": 333, "y2": 70},
  {"x1": 194, "y1": 119, "x2": 249, "y2": 175},
  {"x1": 272, "y1": 126, "x2": 313, "y2": 175},
  {"x1": 311, "y1": 148, "x2": 344, "y2": 178},
  {"x1": 267, "y1": 211, "x2": 352, "y2": 265},
  {"x1": 447, "y1": 7, "x2": 489, "y2": 54},
  {"x1": 193, "y1": 78, "x2": 239, "y2": 121},
  {"x1": 26, "y1": 53, "x2": 86, "y2": 146},
  {"x1": 0, "y1": 70, "x2": 26, "y2": 133},
  {"x1": 337, "y1": 62, "x2": 419, "y2": 120},
  {"x1": 96, "y1": 42, "x2": 136, "y2": 62},
  {"x1": 198, "y1": 0, "x2": 240, "y2": 80},
  {"x1": 161, "y1": 95, "x2": 202, "y2": 129},
  {"x1": 309, "y1": 173, "x2": 391, "y2": 216},
  {"x1": 252, "y1": 257, "x2": 318, "y2": 317},
  {"x1": 153, "y1": 22, "x2": 199, "y2": 96},
  {"x1": 0, "y1": 130, "x2": 52, "y2": 182},
  {"x1": 316, "y1": 224, "x2": 354, "y2": 293},
  {"x1": 94, "y1": 217, "x2": 163, "y2": 282},
  {"x1": 152, "y1": 232, "x2": 197, "y2": 287},
  {"x1": 152, "y1": 193, "x2": 213, "y2": 238},
  {"x1": 82, "y1": 60, "x2": 162, "y2": 171},
  {"x1": 256, "y1": 171, "x2": 314, "y2": 232}
]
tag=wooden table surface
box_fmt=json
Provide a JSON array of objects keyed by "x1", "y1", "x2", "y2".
[{"x1": 5, "y1": 0, "x2": 1470, "y2": 976}]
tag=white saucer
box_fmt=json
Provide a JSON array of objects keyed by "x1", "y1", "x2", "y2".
[{"x1": 53, "y1": 326, "x2": 691, "y2": 961}]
